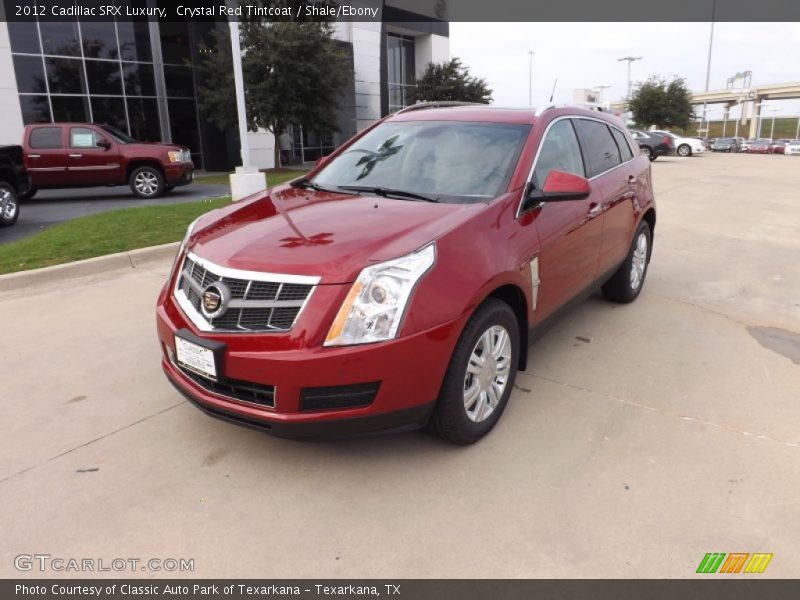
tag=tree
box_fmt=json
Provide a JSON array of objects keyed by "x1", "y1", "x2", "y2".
[
  {"x1": 195, "y1": 22, "x2": 349, "y2": 167},
  {"x1": 415, "y1": 58, "x2": 492, "y2": 104},
  {"x1": 628, "y1": 76, "x2": 694, "y2": 130}
]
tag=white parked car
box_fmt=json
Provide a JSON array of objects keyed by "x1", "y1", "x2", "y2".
[
  {"x1": 652, "y1": 131, "x2": 705, "y2": 157},
  {"x1": 785, "y1": 140, "x2": 800, "y2": 156}
]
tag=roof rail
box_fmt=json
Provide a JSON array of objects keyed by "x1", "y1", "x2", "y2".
[
  {"x1": 534, "y1": 102, "x2": 608, "y2": 117},
  {"x1": 394, "y1": 101, "x2": 484, "y2": 115}
]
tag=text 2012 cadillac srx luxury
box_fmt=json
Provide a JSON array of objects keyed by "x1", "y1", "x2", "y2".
[{"x1": 156, "y1": 103, "x2": 656, "y2": 444}]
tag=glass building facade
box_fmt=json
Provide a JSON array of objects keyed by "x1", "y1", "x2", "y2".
[
  {"x1": 8, "y1": 18, "x2": 211, "y2": 167},
  {"x1": 386, "y1": 32, "x2": 416, "y2": 113}
]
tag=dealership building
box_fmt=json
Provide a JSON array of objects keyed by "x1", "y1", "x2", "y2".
[{"x1": 0, "y1": 1, "x2": 449, "y2": 171}]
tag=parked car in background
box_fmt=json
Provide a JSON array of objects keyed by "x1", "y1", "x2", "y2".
[
  {"x1": 630, "y1": 130, "x2": 675, "y2": 160},
  {"x1": 157, "y1": 103, "x2": 657, "y2": 444},
  {"x1": 771, "y1": 139, "x2": 791, "y2": 154},
  {"x1": 710, "y1": 138, "x2": 741, "y2": 152},
  {"x1": 0, "y1": 145, "x2": 32, "y2": 227},
  {"x1": 747, "y1": 139, "x2": 774, "y2": 154},
  {"x1": 739, "y1": 139, "x2": 755, "y2": 152},
  {"x1": 784, "y1": 140, "x2": 800, "y2": 156},
  {"x1": 652, "y1": 131, "x2": 705, "y2": 157},
  {"x1": 22, "y1": 123, "x2": 194, "y2": 199}
]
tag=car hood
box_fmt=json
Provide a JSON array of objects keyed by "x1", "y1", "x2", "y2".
[
  {"x1": 126, "y1": 142, "x2": 186, "y2": 152},
  {"x1": 188, "y1": 186, "x2": 486, "y2": 284}
]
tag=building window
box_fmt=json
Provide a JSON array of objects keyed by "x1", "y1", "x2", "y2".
[{"x1": 387, "y1": 33, "x2": 416, "y2": 112}]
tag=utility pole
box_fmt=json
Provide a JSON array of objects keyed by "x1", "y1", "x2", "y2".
[{"x1": 528, "y1": 51, "x2": 534, "y2": 106}]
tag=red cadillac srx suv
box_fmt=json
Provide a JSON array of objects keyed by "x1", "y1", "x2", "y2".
[{"x1": 156, "y1": 103, "x2": 656, "y2": 444}]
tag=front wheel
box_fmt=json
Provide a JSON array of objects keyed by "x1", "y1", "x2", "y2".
[
  {"x1": 601, "y1": 220, "x2": 652, "y2": 303},
  {"x1": 0, "y1": 182, "x2": 19, "y2": 227},
  {"x1": 429, "y1": 298, "x2": 520, "y2": 445},
  {"x1": 677, "y1": 144, "x2": 692, "y2": 157},
  {"x1": 640, "y1": 146, "x2": 654, "y2": 161},
  {"x1": 129, "y1": 166, "x2": 165, "y2": 198}
]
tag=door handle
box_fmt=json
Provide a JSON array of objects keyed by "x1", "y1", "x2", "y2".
[
  {"x1": 588, "y1": 202, "x2": 602, "y2": 218},
  {"x1": 627, "y1": 175, "x2": 637, "y2": 184},
  {"x1": 28, "y1": 154, "x2": 40, "y2": 159},
  {"x1": 69, "y1": 154, "x2": 83, "y2": 158}
]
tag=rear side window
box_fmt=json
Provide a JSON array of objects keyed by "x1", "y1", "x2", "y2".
[
  {"x1": 574, "y1": 119, "x2": 622, "y2": 177},
  {"x1": 533, "y1": 119, "x2": 585, "y2": 187},
  {"x1": 611, "y1": 127, "x2": 634, "y2": 161},
  {"x1": 29, "y1": 127, "x2": 62, "y2": 149},
  {"x1": 70, "y1": 127, "x2": 101, "y2": 148}
]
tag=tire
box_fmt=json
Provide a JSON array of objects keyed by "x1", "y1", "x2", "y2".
[
  {"x1": 428, "y1": 298, "x2": 520, "y2": 445},
  {"x1": 601, "y1": 220, "x2": 652, "y2": 303},
  {"x1": 0, "y1": 182, "x2": 20, "y2": 227},
  {"x1": 677, "y1": 144, "x2": 692, "y2": 157},
  {"x1": 19, "y1": 187, "x2": 37, "y2": 201},
  {"x1": 129, "y1": 166, "x2": 165, "y2": 198},
  {"x1": 163, "y1": 185, "x2": 175, "y2": 194},
  {"x1": 640, "y1": 146, "x2": 654, "y2": 161}
]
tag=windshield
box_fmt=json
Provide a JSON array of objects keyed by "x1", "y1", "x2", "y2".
[
  {"x1": 312, "y1": 120, "x2": 531, "y2": 203},
  {"x1": 716, "y1": 138, "x2": 732, "y2": 143},
  {"x1": 99, "y1": 124, "x2": 137, "y2": 144}
]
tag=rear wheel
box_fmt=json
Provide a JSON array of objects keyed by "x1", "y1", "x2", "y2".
[
  {"x1": 601, "y1": 220, "x2": 652, "y2": 303},
  {"x1": 677, "y1": 144, "x2": 692, "y2": 157},
  {"x1": 0, "y1": 183, "x2": 19, "y2": 227},
  {"x1": 19, "y1": 187, "x2": 37, "y2": 201},
  {"x1": 429, "y1": 298, "x2": 520, "y2": 445},
  {"x1": 640, "y1": 146, "x2": 655, "y2": 161},
  {"x1": 129, "y1": 166, "x2": 165, "y2": 198}
]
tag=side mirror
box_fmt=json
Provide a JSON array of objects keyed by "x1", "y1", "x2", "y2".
[
  {"x1": 532, "y1": 170, "x2": 591, "y2": 202},
  {"x1": 97, "y1": 139, "x2": 111, "y2": 150}
]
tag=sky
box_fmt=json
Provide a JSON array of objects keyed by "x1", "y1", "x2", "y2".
[{"x1": 449, "y1": 22, "x2": 800, "y2": 119}]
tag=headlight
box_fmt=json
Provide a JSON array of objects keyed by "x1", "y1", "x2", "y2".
[
  {"x1": 324, "y1": 244, "x2": 436, "y2": 346},
  {"x1": 171, "y1": 215, "x2": 202, "y2": 273},
  {"x1": 168, "y1": 150, "x2": 191, "y2": 163}
]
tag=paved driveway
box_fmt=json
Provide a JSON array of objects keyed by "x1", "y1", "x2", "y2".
[
  {"x1": 0, "y1": 154, "x2": 798, "y2": 578},
  {"x1": 1, "y1": 183, "x2": 229, "y2": 245}
]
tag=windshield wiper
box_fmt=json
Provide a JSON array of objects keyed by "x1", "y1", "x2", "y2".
[
  {"x1": 289, "y1": 178, "x2": 349, "y2": 195},
  {"x1": 337, "y1": 185, "x2": 440, "y2": 203}
]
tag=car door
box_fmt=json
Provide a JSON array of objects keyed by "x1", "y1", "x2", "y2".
[
  {"x1": 66, "y1": 126, "x2": 122, "y2": 186},
  {"x1": 25, "y1": 126, "x2": 68, "y2": 187},
  {"x1": 523, "y1": 117, "x2": 604, "y2": 324}
]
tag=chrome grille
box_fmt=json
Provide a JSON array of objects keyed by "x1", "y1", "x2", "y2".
[{"x1": 174, "y1": 254, "x2": 317, "y2": 333}]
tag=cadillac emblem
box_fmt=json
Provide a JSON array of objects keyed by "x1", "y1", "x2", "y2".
[{"x1": 200, "y1": 282, "x2": 230, "y2": 319}]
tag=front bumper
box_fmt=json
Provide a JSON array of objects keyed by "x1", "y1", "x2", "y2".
[
  {"x1": 156, "y1": 296, "x2": 463, "y2": 438},
  {"x1": 165, "y1": 163, "x2": 194, "y2": 186}
]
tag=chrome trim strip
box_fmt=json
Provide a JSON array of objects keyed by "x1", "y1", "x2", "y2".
[
  {"x1": 516, "y1": 115, "x2": 636, "y2": 219},
  {"x1": 188, "y1": 252, "x2": 321, "y2": 285}
]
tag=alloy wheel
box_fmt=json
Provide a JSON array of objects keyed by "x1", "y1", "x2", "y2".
[
  {"x1": 463, "y1": 325, "x2": 513, "y2": 423},
  {"x1": 1, "y1": 188, "x2": 16, "y2": 219},
  {"x1": 630, "y1": 231, "x2": 648, "y2": 290},
  {"x1": 134, "y1": 171, "x2": 159, "y2": 196}
]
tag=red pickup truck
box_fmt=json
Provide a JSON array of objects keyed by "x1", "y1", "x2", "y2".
[{"x1": 22, "y1": 123, "x2": 194, "y2": 199}]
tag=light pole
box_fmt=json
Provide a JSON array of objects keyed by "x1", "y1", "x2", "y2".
[
  {"x1": 701, "y1": 0, "x2": 717, "y2": 138},
  {"x1": 528, "y1": 51, "x2": 534, "y2": 106},
  {"x1": 618, "y1": 56, "x2": 642, "y2": 102},
  {"x1": 594, "y1": 85, "x2": 610, "y2": 106},
  {"x1": 768, "y1": 108, "x2": 778, "y2": 141},
  {"x1": 796, "y1": 116, "x2": 800, "y2": 139}
]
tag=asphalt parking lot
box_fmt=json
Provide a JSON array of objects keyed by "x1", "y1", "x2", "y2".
[
  {"x1": 0, "y1": 183, "x2": 229, "y2": 245},
  {"x1": 1, "y1": 153, "x2": 798, "y2": 578}
]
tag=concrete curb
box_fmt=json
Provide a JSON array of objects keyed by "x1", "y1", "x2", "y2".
[{"x1": 0, "y1": 242, "x2": 179, "y2": 293}]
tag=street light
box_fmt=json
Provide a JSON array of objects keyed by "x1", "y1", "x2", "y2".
[
  {"x1": 594, "y1": 85, "x2": 611, "y2": 106},
  {"x1": 767, "y1": 108, "x2": 778, "y2": 141},
  {"x1": 701, "y1": 0, "x2": 717, "y2": 137},
  {"x1": 528, "y1": 51, "x2": 535, "y2": 106},
  {"x1": 617, "y1": 56, "x2": 642, "y2": 102}
]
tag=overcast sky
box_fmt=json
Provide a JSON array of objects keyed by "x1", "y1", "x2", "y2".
[{"x1": 450, "y1": 22, "x2": 800, "y2": 119}]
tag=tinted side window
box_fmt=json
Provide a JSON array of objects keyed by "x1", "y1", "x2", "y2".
[
  {"x1": 30, "y1": 127, "x2": 63, "y2": 149},
  {"x1": 574, "y1": 119, "x2": 622, "y2": 177},
  {"x1": 533, "y1": 119, "x2": 585, "y2": 187},
  {"x1": 611, "y1": 127, "x2": 634, "y2": 161}
]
